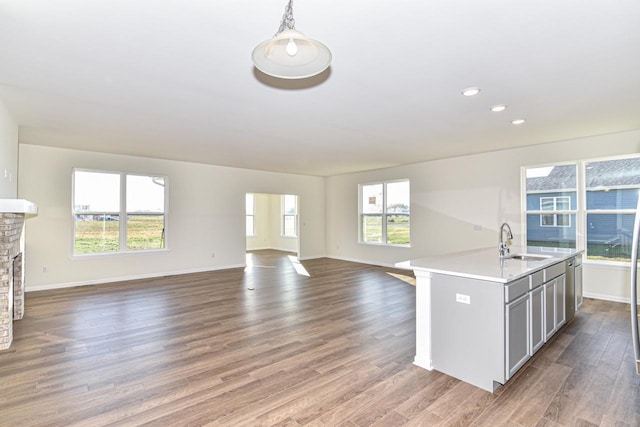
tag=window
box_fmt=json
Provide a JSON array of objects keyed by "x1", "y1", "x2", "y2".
[
  {"x1": 523, "y1": 155, "x2": 640, "y2": 262},
  {"x1": 524, "y1": 164, "x2": 577, "y2": 249},
  {"x1": 360, "y1": 180, "x2": 410, "y2": 245},
  {"x1": 126, "y1": 175, "x2": 166, "y2": 251},
  {"x1": 585, "y1": 157, "x2": 640, "y2": 262},
  {"x1": 282, "y1": 194, "x2": 297, "y2": 237},
  {"x1": 73, "y1": 170, "x2": 166, "y2": 255},
  {"x1": 540, "y1": 196, "x2": 571, "y2": 227},
  {"x1": 246, "y1": 193, "x2": 255, "y2": 236}
]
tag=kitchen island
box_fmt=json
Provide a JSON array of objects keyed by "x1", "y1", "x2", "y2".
[{"x1": 397, "y1": 245, "x2": 583, "y2": 392}]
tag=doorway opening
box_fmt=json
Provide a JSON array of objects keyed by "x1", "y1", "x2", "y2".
[{"x1": 245, "y1": 193, "x2": 300, "y2": 257}]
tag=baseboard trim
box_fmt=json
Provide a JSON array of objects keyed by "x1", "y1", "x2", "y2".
[
  {"x1": 26, "y1": 264, "x2": 246, "y2": 292},
  {"x1": 246, "y1": 246, "x2": 272, "y2": 251},
  {"x1": 297, "y1": 254, "x2": 325, "y2": 261},
  {"x1": 583, "y1": 292, "x2": 635, "y2": 304}
]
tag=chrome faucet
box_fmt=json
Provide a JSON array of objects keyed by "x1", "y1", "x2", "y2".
[{"x1": 499, "y1": 222, "x2": 513, "y2": 257}]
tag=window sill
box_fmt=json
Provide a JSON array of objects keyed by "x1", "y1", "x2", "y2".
[
  {"x1": 71, "y1": 248, "x2": 169, "y2": 259},
  {"x1": 359, "y1": 241, "x2": 411, "y2": 249}
]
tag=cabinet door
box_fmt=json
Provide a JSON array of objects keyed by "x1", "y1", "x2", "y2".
[
  {"x1": 555, "y1": 274, "x2": 566, "y2": 328},
  {"x1": 530, "y1": 286, "x2": 544, "y2": 353},
  {"x1": 575, "y1": 264, "x2": 583, "y2": 308},
  {"x1": 544, "y1": 280, "x2": 556, "y2": 340},
  {"x1": 506, "y1": 293, "x2": 530, "y2": 380}
]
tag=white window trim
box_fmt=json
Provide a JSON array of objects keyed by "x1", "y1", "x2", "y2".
[
  {"x1": 72, "y1": 169, "x2": 168, "y2": 256},
  {"x1": 246, "y1": 193, "x2": 255, "y2": 237},
  {"x1": 539, "y1": 196, "x2": 572, "y2": 227},
  {"x1": 359, "y1": 179, "x2": 410, "y2": 247}
]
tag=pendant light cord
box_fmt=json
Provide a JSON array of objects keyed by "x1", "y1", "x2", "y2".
[{"x1": 276, "y1": 0, "x2": 296, "y2": 35}]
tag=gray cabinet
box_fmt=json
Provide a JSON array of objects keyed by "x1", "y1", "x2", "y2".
[
  {"x1": 506, "y1": 292, "x2": 530, "y2": 379},
  {"x1": 530, "y1": 285, "x2": 544, "y2": 353},
  {"x1": 505, "y1": 264, "x2": 567, "y2": 380},
  {"x1": 420, "y1": 258, "x2": 575, "y2": 392},
  {"x1": 544, "y1": 279, "x2": 556, "y2": 340},
  {"x1": 543, "y1": 271, "x2": 566, "y2": 341}
]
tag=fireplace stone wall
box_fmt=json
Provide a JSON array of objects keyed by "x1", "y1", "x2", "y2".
[{"x1": 0, "y1": 212, "x2": 25, "y2": 350}]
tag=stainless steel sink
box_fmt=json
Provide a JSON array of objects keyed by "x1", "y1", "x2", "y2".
[{"x1": 505, "y1": 253, "x2": 552, "y2": 262}]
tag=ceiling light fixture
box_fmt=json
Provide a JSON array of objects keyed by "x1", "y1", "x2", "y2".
[
  {"x1": 251, "y1": 0, "x2": 332, "y2": 79},
  {"x1": 511, "y1": 119, "x2": 526, "y2": 125},
  {"x1": 461, "y1": 87, "x2": 481, "y2": 96},
  {"x1": 490, "y1": 104, "x2": 507, "y2": 112}
]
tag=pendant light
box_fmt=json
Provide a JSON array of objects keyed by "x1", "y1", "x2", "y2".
[{"x1": 252, "y1": 0, "x2": 331, "y2": 79}]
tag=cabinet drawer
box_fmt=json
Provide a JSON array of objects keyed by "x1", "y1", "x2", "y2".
[
  {"x1": 505, "y1": 276, "x2": 529, "y2": 303},
  {"x1": 530, "y1": 270, "x2": 544, "y2": 290},
  {"x1": 544, "y1": 262, "x2": 565, "y2": 282}
]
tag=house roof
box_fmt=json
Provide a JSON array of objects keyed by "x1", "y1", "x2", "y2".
[
  {"x1": 585, "y1": 158, "x2": 640, "y2": 188},
  {"x1": 527, "y1": 157, "x2": 640, "y2": 192},
  {"x1": 526, "y1": 165, "x2": 577, "y2": 192},
  {"x1": 1, "y1": 1, "x2": 640, "y2": 176}
]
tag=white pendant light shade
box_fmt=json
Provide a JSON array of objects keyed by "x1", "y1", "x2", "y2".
[
  {"x1": 252, "y1": 0, "x2": 331, "y2": 80},
  {"x1": 252, "y1": 29, "x2": 331, "y2": 79}
]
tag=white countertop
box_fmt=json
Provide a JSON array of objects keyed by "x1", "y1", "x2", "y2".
[
  {"x1": 0, "y1": 199, "x2": 38, "y2": 214},
  {"x1": 396, "y1": 246, "x2": 583, "y2": 283}
]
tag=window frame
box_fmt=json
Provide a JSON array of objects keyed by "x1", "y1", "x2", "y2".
[
  {"x1": 246, "y1": 193, "x2": 255, "y2": 237},
  {"x1": 522, "y1": 154, "x2": 640, "y2": 265},
  {"x1": 281, "y1": 194, "x2": 298, "y2": 238},
  {"x1": 72, "y1": 169, "x2": 168, "y2": 256},
  {"x1": 359, "y1": 179, "x2": 410, "y2": 247}
]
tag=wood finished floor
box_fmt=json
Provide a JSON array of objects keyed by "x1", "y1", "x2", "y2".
[{"x1": 1, "y1": 250, "x2": 638, "y2": 426}]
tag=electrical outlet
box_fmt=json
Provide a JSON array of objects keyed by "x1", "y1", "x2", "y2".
[
  {"x1": 456, "y1": 293, "x2": 471, "y2": 304},
  {"x1": 42, "y1": 266, "x2": 48, "y2": 273}
]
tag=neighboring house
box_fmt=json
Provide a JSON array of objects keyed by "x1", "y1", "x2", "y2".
[{"x1": 526, "y1": 190, "x2": 578, "y2": 246}]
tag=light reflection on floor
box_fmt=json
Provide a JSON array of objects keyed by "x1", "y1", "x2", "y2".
[
  {"x1": 288, "y1": 255, "x2": 310, "y2": 277},
  {"x1": 386, "y1": 271, "x2": 415, "y2": 286},
  {"x1": 245, "y1": 253, "x2": 310, "y2": 277},
  {"x1": 244, "y1": 252, "x2": 276, "y2": 269}
]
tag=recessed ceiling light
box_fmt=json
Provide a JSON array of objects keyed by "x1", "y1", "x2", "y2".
[
  {"x1": 461, "y1": 87, "x2": 481, "y2": 96},
  {"x1": 511, "y1": 119, "x2": 526, "y2": 125},
  {"x1": 490, "y1": 104, "x2": 507, "y2": 112}
]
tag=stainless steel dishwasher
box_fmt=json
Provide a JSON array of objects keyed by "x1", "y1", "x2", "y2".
[{"x1": 565, "y1": 255, "x2": 582, "y2": 321}]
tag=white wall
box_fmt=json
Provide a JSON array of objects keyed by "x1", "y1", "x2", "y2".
[
  {"x1": 326, "y1": 130, "x2": 640, "y2": 302},
  {"x1": 0, "y1": 100, "x2": 18, "y2": 198},
  {"x1": 19, "y1": 145, "x2": 325, "y2": 290}
]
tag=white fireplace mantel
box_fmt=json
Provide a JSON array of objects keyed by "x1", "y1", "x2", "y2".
[{"x1": 0, "y1": 199, "x2": 38, "y2": 214}]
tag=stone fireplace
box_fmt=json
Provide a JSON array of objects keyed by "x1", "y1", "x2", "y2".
[{"x1": 0, "y1": 199, "x2": 37, "y2": 351}]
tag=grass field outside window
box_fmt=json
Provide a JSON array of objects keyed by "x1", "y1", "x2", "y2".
[{"x1": 73, "y1": 170, "x2": 166, "y2": 255}]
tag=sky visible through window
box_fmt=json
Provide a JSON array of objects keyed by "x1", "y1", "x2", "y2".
[
  {"x1": 127, "y1": 175, "x2": 164, "y2": 212},
  {"x1": 386, "y1": 181, "x2": 410, "y2": 210},
  {"x1": 74, "y1": 171, "x2": 164, "y2": 212}
]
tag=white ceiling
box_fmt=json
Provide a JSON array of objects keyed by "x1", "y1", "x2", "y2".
[{"x1": 1, "y1": 1, "x2": 639, "y2": 177}]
